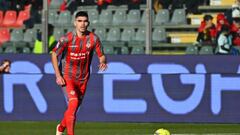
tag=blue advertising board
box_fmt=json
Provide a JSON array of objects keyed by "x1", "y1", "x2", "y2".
[{"x1": 1, "y1": 54, "x2": 240, "y2": 123}]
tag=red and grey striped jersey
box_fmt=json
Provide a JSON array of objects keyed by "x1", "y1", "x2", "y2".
[{"x1": 52, "y1": 30, "x2": 104, "y2": 81}]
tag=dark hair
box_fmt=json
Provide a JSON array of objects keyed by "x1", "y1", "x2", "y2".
[
  {"x1": 1, "y1": 59, "x2": 11, "y2": 65},
  {"x1": 75, "y1": 11, "x2": 88, "y2": 19},
  {"x1": 204, "y1": 14, "x2": 213, "y2": 21}
]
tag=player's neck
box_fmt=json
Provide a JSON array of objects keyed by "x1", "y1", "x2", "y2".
[{"x1": 76, "y1": 30, "x2": 88, "y2": 38}]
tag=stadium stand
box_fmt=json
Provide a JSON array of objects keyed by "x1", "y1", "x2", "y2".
[
  {"x1": 0, "y1": 10, "x2": 3, "y2": 26},
  {"x1": 154, "y1": 9, "x2": 170, "y2": 25},
  {"x1": 48, "y1": 10, "x2": 59, "y2": 25},
  {"x1": 10, "y1": 29, "x2": 24, "y2": 42},
  {"x1": 0, "y1": 28, "x2": 10, "y2": 45},
  {"x1": 121, "y1": 27, "x2": 135, "y2": 42},
  {"x1": 2, "y1": 10, "x2": 17, "y2": 27},
  {"x1": 170, "y1": 8, "x2": 187, "y2": 24},
  {"x1": 185, "y1": 45, "x2": 199, "y2": 55},
  {"x1": 199, "y1": 46, "x2": 214, "y2": 54},
  {"x1": 57, "y1": 10, "x2": 71, "y2": 26},
  {"x1": 121, "y1": 46, "x2": 129, "y2": 54},
  {"x1": 126, "y1": 10, "x2": 141, "y2": 24},
  {"x1": 13, "y1": 10, "x2": 30, "y2": 27},
  {"x1": 94, "y1": 27, "x2": 107, "y2": 41},
  {"x1": 88, "y1": 9, "x2": 99, "y2": 24},
  {"x1": 106, "y1": 27, "x2": 121, "y2": 42},
  {"x1": 99, "y1": 9, "x2": 113, "y2": 25},
  {"x1": 112, "y1": 9, "x2": 127, "y2": 25},
  {"x1": 4, "y1": 45, "x2": 17, "y2": 53},
  {"x1": 0, "y1": 0, "x2": 238, "y2": 55},
  {"x1": 131, "y1": 46, "x2": 145, "y2": 54}
]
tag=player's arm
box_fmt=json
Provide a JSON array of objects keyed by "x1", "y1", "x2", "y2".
[
  {"x1": 0, "y1": 62, "x2": 9, "y2": 72},
  {"x1": 51, "y1": 37, "x2": 68, "y2": 86},
  {"x1": 98, "y1": 55, "x2": 107, "y2": 71},
  {"x1": 51, "y1": 52, "x2": 65, "y2": 86},
  {"x1": 94, "y1": 36, "x2": 107, "y2": 71}
]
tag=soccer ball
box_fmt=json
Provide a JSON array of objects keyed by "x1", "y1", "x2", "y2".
[{"x1": 154, "y1": 128, "x2": 171, "y2": 135}]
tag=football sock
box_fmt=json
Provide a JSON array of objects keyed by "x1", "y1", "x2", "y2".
[{"x1": 65, "y1": 99, "x2": 80, "y2": 135}]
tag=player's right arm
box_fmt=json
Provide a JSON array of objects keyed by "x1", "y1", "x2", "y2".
[
  {"x1": 51, "y1": 36, "x2": 69, "y2": 86},
  {"x1": 51, "y1": 52, "x2": 65, "y2": 86}
]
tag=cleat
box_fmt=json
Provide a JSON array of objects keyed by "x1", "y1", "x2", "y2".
[{"x1": 56, "y1": 124, "x2": 63, "y2": 135}]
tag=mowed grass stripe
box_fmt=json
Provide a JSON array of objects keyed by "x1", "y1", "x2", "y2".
[{"x1": 0, "y1": 122, "x2": 240, "y2": 135}]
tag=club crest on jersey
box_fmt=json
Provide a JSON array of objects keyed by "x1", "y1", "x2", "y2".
[{"x1": 70, "y1": 90, "x2": 75, "y2": 95}]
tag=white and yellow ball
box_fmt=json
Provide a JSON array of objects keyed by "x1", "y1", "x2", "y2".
[{"x1": 154, "y1": 128, "x2": 171, "y2": 135}]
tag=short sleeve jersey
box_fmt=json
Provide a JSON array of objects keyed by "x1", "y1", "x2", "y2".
[{"x1": 52, "y1": 30, "x2": 104, "y2": 81}]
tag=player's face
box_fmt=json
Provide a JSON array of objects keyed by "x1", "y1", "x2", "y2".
[{"x1": 74, "y1": 16, "x2": 89, "y2": 33}]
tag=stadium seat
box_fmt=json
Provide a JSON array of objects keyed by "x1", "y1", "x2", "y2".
[
  {"x1": 50, "y1": 0, "x2": 63, "y2": 9},
  {"x1": 14, "y1": 10, "x2": 30, "y2": 27},
  {"x1": 48, "y1": 10, "x2": 59, "y2": 25},
  {"x1": 23, "y1": 28, "x2": 37, "y2": 42},
  {"x1": 4, "y1": 46, "x2": 17, "y2": 53},
  {"x1": 121, "y1": 27, "x2": 135, "y2": 42},
  {"x1": 88, "y1": 9, "x2": 99, "y2": 24},
  {"x1": 126, "y1": 10, "x2": 141, "y2": 24},
  {"x1": 199, "y1": 46, "x2": 214, "y2": 55},
  {"x1": 11, "y1": 29, "x2": 24, "y2": 42},
  {"x1": 2, "y1": 10, "x2": 17, "y2": 27},
  {"x1": 121, "y1": 46, "x2": 129, "y2": 54},
  {"x1": 140, "y1": 10, "x2": 154, "y2": 24},
  {"x1": 99, "y1": 10, "x2": 113, "y2": 25},
  {"x1": 170, "y1": 9, "x2": 187, "y2": 24},
  {"x1": 53, "y1": 28, "x2": 64, "y2": 41},
  {"x1": 94, "y1": 27, "x2": 107, "y2": 41},
  {"x1": 57, "y1": 10, "x2": 71, "y2": 26},
  {"x1": 131, "y1": 46, "x2": 144, "y2": 54},
  {"x1": 0, "y1": 10, "x2": 3, "y2": 26},
  {"x1": 152, "y1": 27, "x2": 167, "y2": 43},
  {"x1": 103, "y1": 45, "x2": 114, "y2": 54},
  {"x1": 106, "y1": 28, "x2": 121, "y2": 42},
  {"x1": 22, "y1": 47, "x2": 31, "y2": 53},
  {"x1": 112, "y1": 9, "x2": 127, "y2": 25},
  {"x1": 154, "y1": 9, "x2": 170, "y2": 25},
  {"x1": 0, "y1": 28, "x2": 10, "y2": 44},
  {"x1": 185, "y1": 45, "x2": 198, "y2": 55},
  {"x1": 15, "y1": 41, "x2": 28, "y2": 49},
  {"x1": 135, "y1": 27, "x2": 146, "y2": 41}
]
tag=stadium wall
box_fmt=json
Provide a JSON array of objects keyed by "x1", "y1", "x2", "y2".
[{"x1": 0, "y1": 54, "x2": 240, "y2": 123}]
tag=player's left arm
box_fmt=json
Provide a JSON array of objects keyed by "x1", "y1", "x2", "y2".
[
  {"x1": 98, "y1": 55, "x2": 107, "y2": 71},
  {"x1": 94, "y1": 36, "x2": 107, "y2": 71}
]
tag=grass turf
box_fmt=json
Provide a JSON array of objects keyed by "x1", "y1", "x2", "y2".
[{"x1": 0, "y1": 121, "x2": 240, "y2": 135}]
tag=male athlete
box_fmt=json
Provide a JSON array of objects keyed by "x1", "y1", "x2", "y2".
[{"x1": 51, "y1": 11, "x2": 107, "y2": 135}]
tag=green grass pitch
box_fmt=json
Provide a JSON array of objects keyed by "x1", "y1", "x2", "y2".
[{"x1": 0, "y1": 121, "x2": 240, "y2": 135}]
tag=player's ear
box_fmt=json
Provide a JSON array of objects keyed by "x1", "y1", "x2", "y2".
[
  {"x1": 73, "y1": 20, "x2": 76, "y2": 27},
  {"x1": 87, "y1": 21, "x2": 90, "y2": 27}
]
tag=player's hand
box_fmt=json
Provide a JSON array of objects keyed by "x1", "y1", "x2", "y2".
[
  {"x1": 98, "y1": 63, "x2": 107, "y2": 71},
  {"x1": 56, "y1": 75, "x2": 65, "y2": 86}
]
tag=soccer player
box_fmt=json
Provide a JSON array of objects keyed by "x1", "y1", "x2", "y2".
[{"x1": 51, "y1": 11, "x2": 107, "y2": 135}]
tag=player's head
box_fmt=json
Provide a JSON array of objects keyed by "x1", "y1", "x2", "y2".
[{"x1": 74, "y1": 11, "x2": 89, "y2": 33}]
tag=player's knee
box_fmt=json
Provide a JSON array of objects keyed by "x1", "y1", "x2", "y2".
[{"x1": 69, "y1": 98, "x2": 80, "y2": 110}]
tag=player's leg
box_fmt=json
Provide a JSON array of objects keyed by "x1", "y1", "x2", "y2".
[
  {"x1": 56, "y1": 81, "x2": 75, "y2": 135},
  {"x1": 64, "y1": 82, "x2": 83, "y2": 135},
  {"x1": 65, "y1": 97, "x2": 80, "y2": 135}
]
